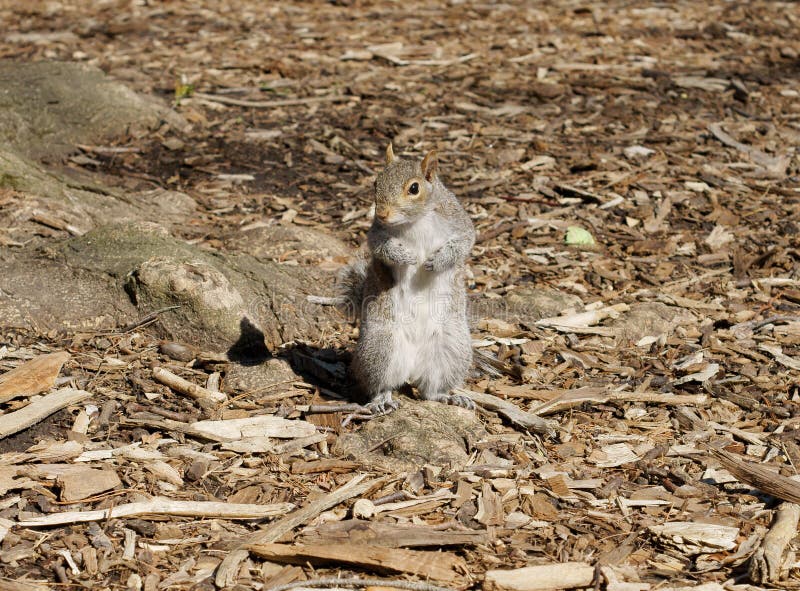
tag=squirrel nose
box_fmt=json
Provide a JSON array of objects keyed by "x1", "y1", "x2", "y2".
[{"x1": 376, "y1": 205, "x2": 392, "y2": 220}]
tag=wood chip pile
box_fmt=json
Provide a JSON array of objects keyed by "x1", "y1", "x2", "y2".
[{"x1": 0, "y1": 1, "x2": 799, "y2": 590}]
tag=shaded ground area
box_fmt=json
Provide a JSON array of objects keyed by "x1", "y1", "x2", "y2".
[{"x1": 0, "y1": 1, "x2": 799, "y2": 590}]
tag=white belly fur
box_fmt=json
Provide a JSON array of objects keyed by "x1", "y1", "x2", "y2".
[{"x1": 384, "y1": 213, "x2": 453, "y2": 387}]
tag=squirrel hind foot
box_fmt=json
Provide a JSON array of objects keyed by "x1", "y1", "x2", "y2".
[
  {"x1": 423, "y1": 392, "x2": 476, "y2": 410},
  {"x1": 366, "y1": 391, "x2": 399, "y2": 416}
]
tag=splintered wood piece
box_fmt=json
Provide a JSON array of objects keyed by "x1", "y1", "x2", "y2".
[
  {"x1": 454, "y1": 388, "x2": 556, "y2": 437},
  {"x1": 188, "y1": 415, "x2": 317, "y2": 442},
  {"x1": 484, "y1": 562, "x2": 595, "y2": 591},
  {"x1": 710, "y1": 448, "x2": 800, "y2": 504},
  {"x1": 377, "y1": 489, "x2": 455, "y2": 518},
  {"x1": 748, "y1": 502, "x2": 800, "y2": 583},
  {"x1": 18, "y1": 440, "x2": 83, "y2": 464},
  {"x1": 151, "y1": 366, "x2": 227, "y2": 404},
  {"x1": 17, "y1": 497, "x2": 295, "y2": 527},
  {"x1": 247, "y1": 543, "x2": 466, "y2": 583},
  {"x1": 0, "y1": 351, "x2": 70, "y2": 404},
  {"x1": 0, "y1": 388, "x2": 91, "y2": 440},
  {"x1": 535, "y1": 303, "x2": 629, "y2": 330},
  {"x1": 530, "y1": 389, "x2": 708, "y2": 415},
  {"x1": 123, "y1": 414, "x2": 319, "y2": 444},
  {"x1": 262, "y1": 565, "x2": 305, "y2": 589},
  {"x1": 648, "y1": 522, "x2": 739, "y2": 554},
  {"x1": 216, "y1": 474, "x2": 379, "y2": 588},
  {"x1": 545, "y1": 474, "x2": 571, "y2": 497},
  {"x1": 475, "y1": 482, "x2": 505, "y2": 526},
  {"x1": 759, "y1": 344, "x2": 800, "y2": 371},
  {"x1": 298, "y1": 519, "x2": 488, "y2": 548}
]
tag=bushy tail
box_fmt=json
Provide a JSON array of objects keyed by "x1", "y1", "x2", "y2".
[{"x1": 306, "y1": 253, "x2": 367, "y2": 315}]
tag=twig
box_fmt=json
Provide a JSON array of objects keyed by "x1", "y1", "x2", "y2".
[
  {"x1": 307, "y1": 403, "x2": 365, "y2": 414},
  {"x1": 341, "y1": 410, "x2": 374, "y2": 427},
  {"x1": 453, "y1": 388, "x2": 556, "y2": 438},
  {"x1": 29, "y1": 212, "x2": 84, "y2": 236},
  {"x1": 215, "y1": 474, "x2": 383, "y2": 588},
  {"x1": 18, "y1": 498, "x2": 295, "y2": 527},
  {"x1": 374, "y1": 52, "x2": 478, "y2": 67},
  {"x1": 193, "y1": 92, "x2": 357, "y2": 108},
  {"x1": 119, "y1": 305, "x2": 181, "y2": 332},
  {"x1": 266, "y1": 577, "x2": 453, "y2": 591},
  {"x1": 152, "y1": 366, "x2": 227, "y2": 404},
  {"x1": 0, "y1": 388, "x2": 91, "y2": 439}
]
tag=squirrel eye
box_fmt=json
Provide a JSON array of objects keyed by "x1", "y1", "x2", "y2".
[{"x1": 408, "y1": 182, "x2": 420, "y2": 196}]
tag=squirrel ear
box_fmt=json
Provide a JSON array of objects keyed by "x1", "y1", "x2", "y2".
[
  {"x1": 385, "y1": 143, "x2": 395, "y2": 165},
  {"x1": 421, "y1": 150, "x2": 438, "y2": 181}
]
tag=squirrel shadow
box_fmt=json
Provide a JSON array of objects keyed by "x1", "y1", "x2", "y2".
[
  {"x1": 226, "y1": 317, "x2": 270, "y2": 366},
  {"x1": 227, "y1": 319, "x2": 363, "y2": 402},
  {"x1": 282, "y1": 341, "x2": 363, "y2": 402}
]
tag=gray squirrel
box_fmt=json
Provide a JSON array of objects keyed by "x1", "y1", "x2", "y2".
[{"x1": 334, "y1": 144, "x2": 476, "y2": 414}]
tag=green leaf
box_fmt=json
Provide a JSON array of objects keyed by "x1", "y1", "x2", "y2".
[{"x1": 565, "y1": 226, "x2": 595, "y2": 246}]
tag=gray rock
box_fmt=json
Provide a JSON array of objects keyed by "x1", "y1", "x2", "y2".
[
  {"x1": 334, "y1": 398, "x2": 486, "y2": 471},
  {"x1": 610, "y1": 302, "x2": 695, "y2": 343},
  {"x1": 224, "y1": 358, "x2": 298, "y2": 393}
]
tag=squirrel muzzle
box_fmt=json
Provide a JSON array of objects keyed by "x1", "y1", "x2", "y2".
[{"x1": 375, "y1": 204, "x2": 395, "y2": 222}]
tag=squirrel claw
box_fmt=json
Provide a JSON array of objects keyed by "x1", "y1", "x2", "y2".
[
  {"x1": 448, "y1": 394, "x2": 476, "y2": 409},
  {"x1": 366, "y1": 392, "x2": 399, "y2": 416},
  {"x1": 424, "y1": 392, "x2": 475, "y2": 410},
  {"x1": 425, "y1": 394, "x2": 475, "y2": 410}
]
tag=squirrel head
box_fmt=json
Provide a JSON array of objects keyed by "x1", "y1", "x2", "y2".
[{"x1": 373, "y1": 144, "x2": 438, "y2": 226}]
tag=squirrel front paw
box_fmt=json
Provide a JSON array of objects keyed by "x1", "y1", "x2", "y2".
[
  {"x1": 423, "y1": 248, "x2": 452, "y2": 272},
  {"x1": 366, "y1": 391, "x2": 399, "y2": 415},
  {"x1": 386, "y1": 240, "x2": 417, "y2": 266}
]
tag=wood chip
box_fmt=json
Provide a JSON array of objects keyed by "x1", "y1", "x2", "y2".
[
  {"x1": 248, "y1": 543, "x2": 466, "y2": 583},
  {"x1": 216, "y1": 475, "x2": 380, "y2": 588},
  {"x1": 0, "y1": 352, "x2": 70, "y2": 404},
  {"x1": 0, "y1": 388, "x2": 91, "y2": 440},
  {"x1": 58, "y1": 467, "x2": 122, "y2": 502},
  {"x1": 485, "y1": 562, "x2": 595, "y2": 591}
]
